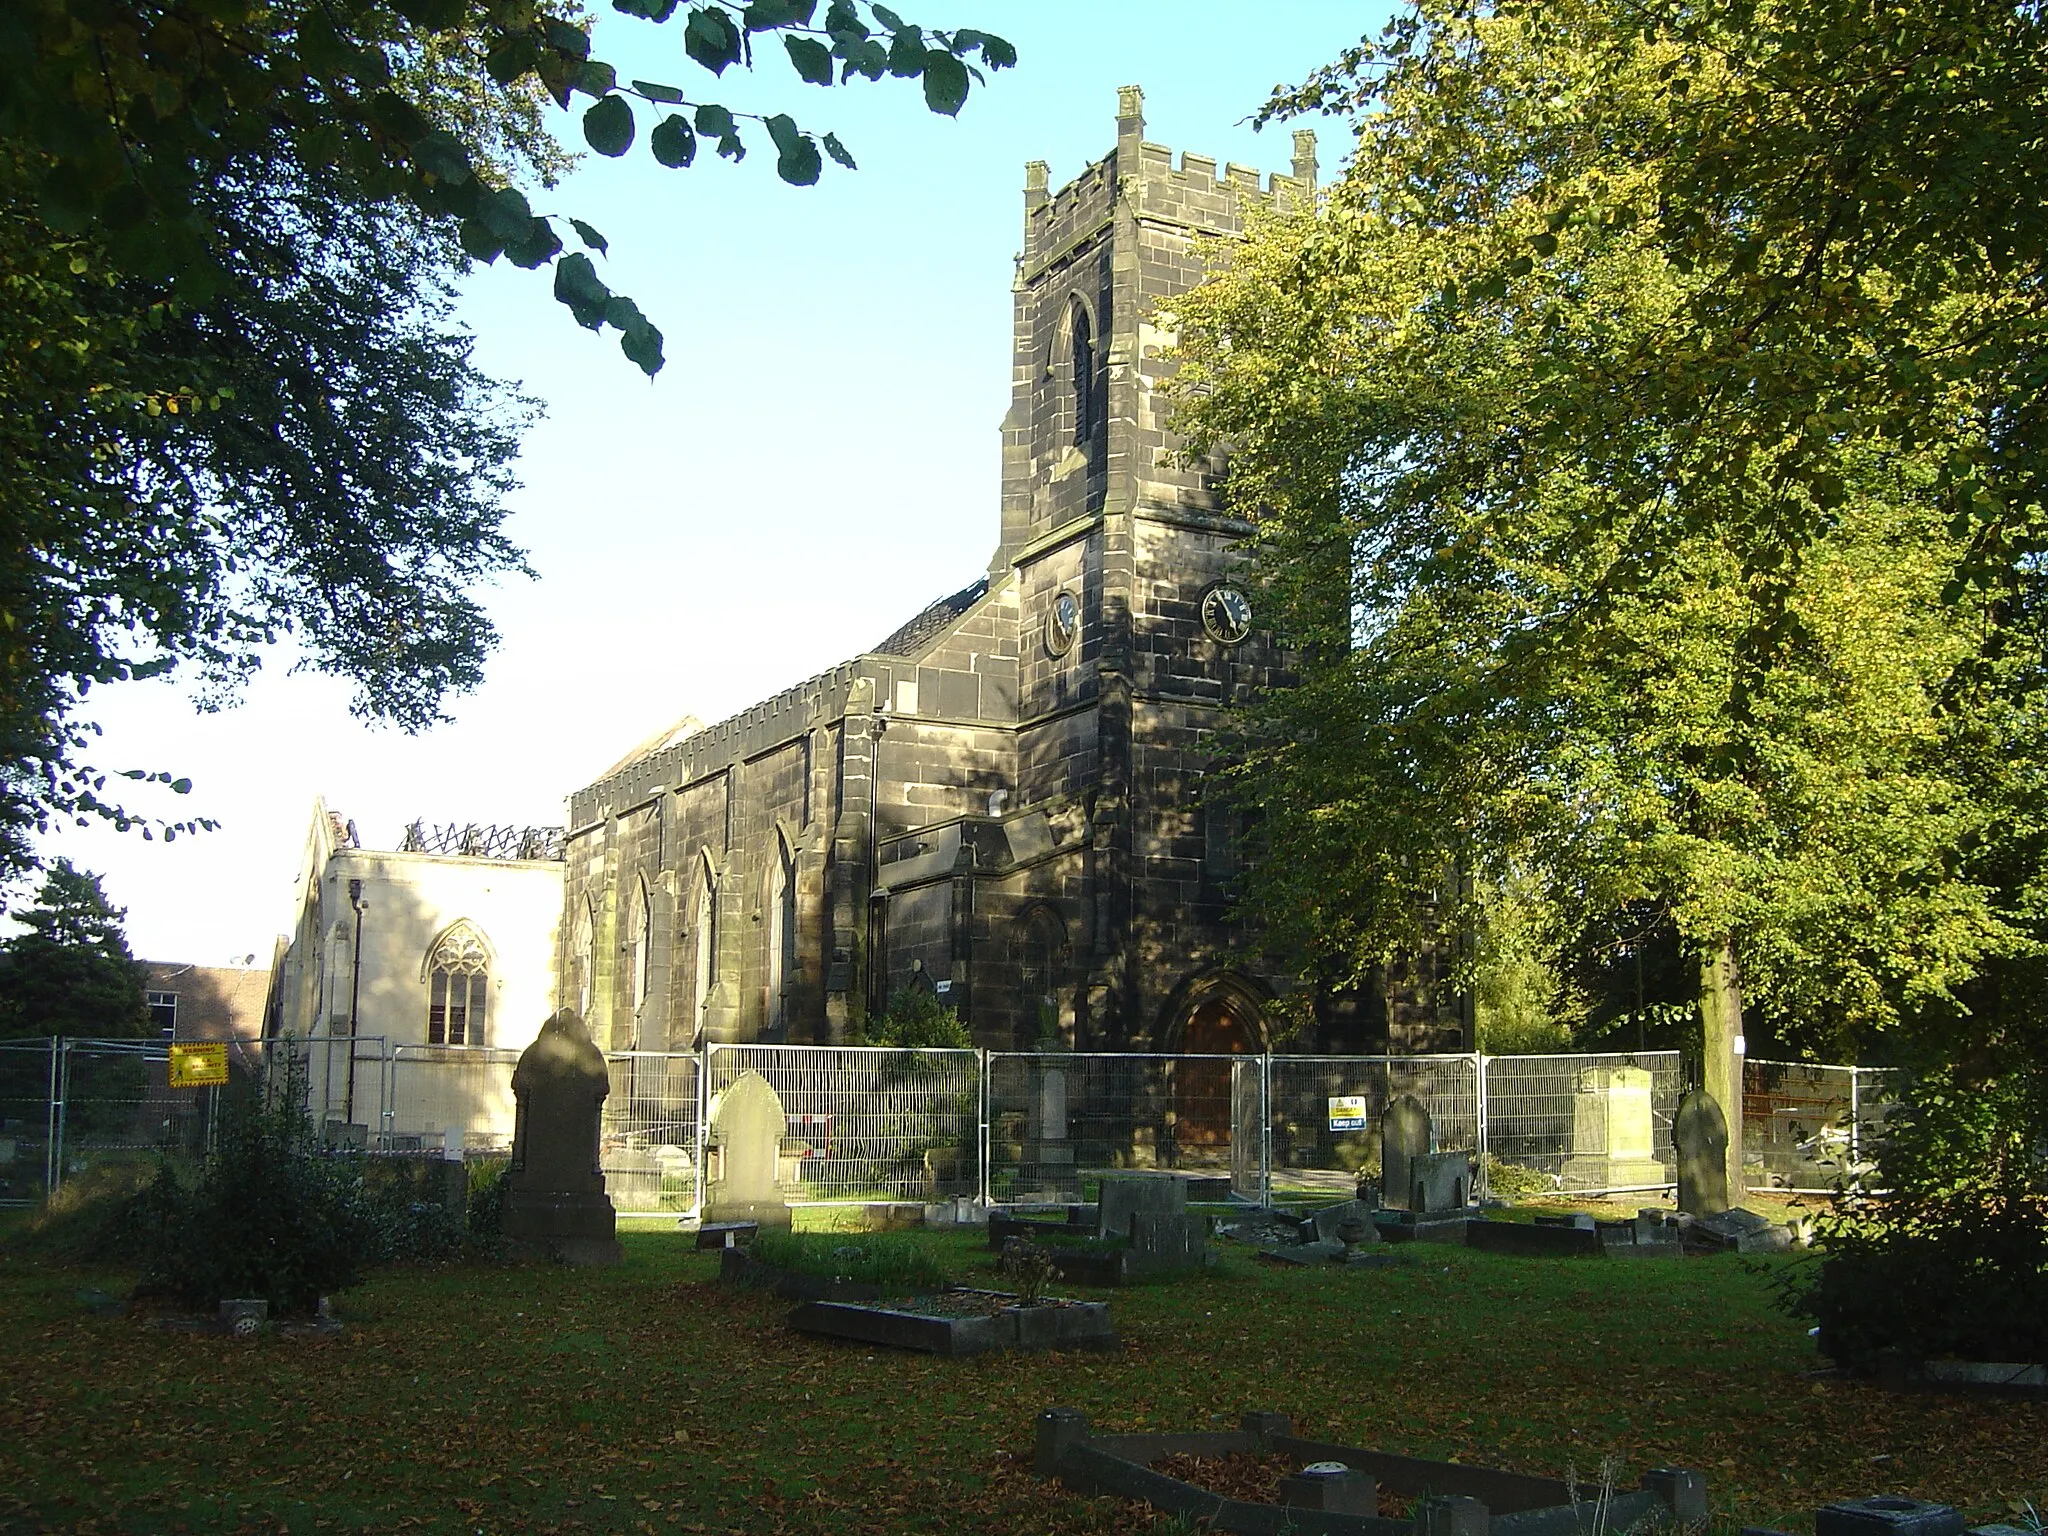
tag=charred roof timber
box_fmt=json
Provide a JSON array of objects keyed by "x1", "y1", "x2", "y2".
[{"x1": 398, "y1": 821, "x2": 566, "y2": 862}]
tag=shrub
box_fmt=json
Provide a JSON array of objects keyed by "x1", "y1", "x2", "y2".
[
  {"x1": 867, "y1": 988, "x2": 971, "y2": 1049},
  {"x1": 465, "y1": 1157, "x2": 509, "y2": 1254},
  {"x1": 1481, "y1": 1155, "x2": 1553, "y2": 1203},
  {"x1": 129, "y1": 1082, "x2": 383, "y2": 1315},
  {"x1": 1780, "y1": 1066, "x2": 2048, "y2": 1369}
]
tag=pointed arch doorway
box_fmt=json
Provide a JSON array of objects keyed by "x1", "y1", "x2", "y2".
[{"x1": 1163, "y1": 974, "x2": 1265, "y2": 1160}]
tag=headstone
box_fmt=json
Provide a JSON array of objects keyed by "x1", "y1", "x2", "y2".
[
  {"x1": 1561, "y1": 1066, "x2": 1668, "y2": 1190},
  {"x1": 1379, "y1": 1094, "x2": 1431, "y2": 1211},
  {"x1": 1311, "y1": 1199, "x2": 1380, "y2": 1248},
  {"x1": 1675, "y1": 1088, "x2": 1732, "y2": 1217},
  {"x1": 703, "y1": 1070, "x2": 794, "y2": 1229},
  {"x1": 1127, "y1": 1209, "x2": 1208, "y2": 1276},
  {"x1": 501, "y1": 1009, "x2": 622, "y2": 1265},
  {"x1": 1410, "y1": 1151, "x2": 1472, "y2": 1213},
  {"x1": 1098, "y1": 1170, "x2": 1188, "y2": 1238}
]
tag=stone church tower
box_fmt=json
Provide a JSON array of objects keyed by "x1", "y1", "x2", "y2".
[{"x1": 558, "y1": 91, "x2": 1418, "y2": 1064}]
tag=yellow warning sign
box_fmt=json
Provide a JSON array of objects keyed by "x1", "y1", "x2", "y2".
[{"x1": 168, "y1": 1042, "x2": 229, "y2": 1089}]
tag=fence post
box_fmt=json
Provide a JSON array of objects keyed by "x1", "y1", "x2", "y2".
[
  {"x1": 977, "y1": 1049, "x2": 991, "y2": 1208},
  {"x1": 693, "y1": 1044, "x2": 710, "y2": 1219},
  {"x1": 51, "y1": 1038, "x2": 73, "y2": 1196},
  {"x1": 1848, "y1": 1065, "x2": 1861, "y2": 1173},
  {"x1": 43, "y1": 1036, "x2": 60, "y2": 1198},
  {"x1": 1473, "y1": 1051, "x2": 1489, "y2": 1201},
  {"x1": 1259, "y1": 1052, "x2": 1272, "y2": 1208}
]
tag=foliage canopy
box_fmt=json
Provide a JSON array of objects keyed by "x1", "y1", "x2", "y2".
[{"x1": 1172, "y1": 0, "x2": 2048, "y2": 1066}]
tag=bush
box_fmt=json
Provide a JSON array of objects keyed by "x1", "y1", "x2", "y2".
[
  {"x1": 1781, "y1": 1066, "x2": 2048, "y2": 1369},
  {"x1": 130, "y1": 1084, "x2": 384, "y2": 1315},
  {"x1": 867, "y1": 988, "x2": 971, "y2": 1049},
  {"x1": 465, "y1": 1157, "x2": 509, "y2": 1256},
  {"x1": 1481, "y1": 1155, "x2": 1553, "y2": 1203}
]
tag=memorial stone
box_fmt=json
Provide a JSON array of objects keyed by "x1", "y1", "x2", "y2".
[
  {"x1": 704, "y1": 1070, "x2": 794, "y2": 1228},
  {"x1": 1562, "y1": 1065, "x2": 1668, "y2": 1190},
  {"x1": 1098, "y1": 1170, "x2": 1189, "y2": 1239},
  {"x1": 1674, "y1": 1088, "x2": 1732, "y2": 1217},
  {"x1": 1379, "y1": 1094, "x2": 1432, "y2": 1212},
  {"x1": 501, "y1": 1009, "x2": 622, "y2": 1265}
]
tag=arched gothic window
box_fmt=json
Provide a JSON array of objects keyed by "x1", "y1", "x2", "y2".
[
  {"x1": 427, "y1": 925, "x2": 490, "y2": 1046},
  {"x1": 573, "y1": 899, "x2": 595, "y2": 1018},
  {"x1": 766, "y1": 838, "x2": 797, "y2": 1035},
  {"x1": 693, "y1": 866, "x2": 718, "y2": 1042},
  {"x1": 632, "y1": 877, "x2": 652, "y2": 1017},
  {"x1": 1068, "y1": 300, "x2": 1094, "y2": 446}
]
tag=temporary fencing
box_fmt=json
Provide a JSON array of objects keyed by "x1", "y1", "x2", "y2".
[{"x1": 9, "y1": 1036, "x2": 1900, "y2": 1213}]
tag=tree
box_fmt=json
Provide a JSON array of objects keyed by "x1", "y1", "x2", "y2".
[
  {"x1": 0, "y1": 860, "x2": 151, "y2": 1038},
  {"x1": 0, "y1": 1, "x2": 1013, "y2": 887},
  {"x1": 1171, "y1": 0, "x2": 2048, "y2": 1192}
]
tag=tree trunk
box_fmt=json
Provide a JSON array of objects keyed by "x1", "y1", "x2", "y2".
[{"x1": 1697, "y1": 936, "x2": 1746, "y2": 1203}]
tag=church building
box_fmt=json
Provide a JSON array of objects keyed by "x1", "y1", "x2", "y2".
[{"x1": 560, "y1": 90, "x2": 1457, "y2": 1061}]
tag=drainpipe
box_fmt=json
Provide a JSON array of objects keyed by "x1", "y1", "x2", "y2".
[{"x1": 344, "y1": 878, "x2": 366, "y2": 1126}]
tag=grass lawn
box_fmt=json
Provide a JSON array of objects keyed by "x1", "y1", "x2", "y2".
[{"x1": 0, "y1": 1216, "x2": 2041, "y2": 1536}]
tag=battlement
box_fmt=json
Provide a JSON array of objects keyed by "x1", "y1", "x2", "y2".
[{"x1": 1021, "y1": 85, "x2": 1315, "y2": 263}]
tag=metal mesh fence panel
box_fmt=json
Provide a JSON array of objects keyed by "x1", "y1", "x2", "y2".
[
  {"x1": 0, "y1": 1038, "x2": 56, "y2": 1204},
  {"x1": 1481, "y1": 1052, "x2": 1683, "y2": 1195},
  {"x1": 986, "y1": 1053, "x2": 1242, "y2": 1204},
  {"x1": 706, "y1": 1044, "x2": 980, "y2": 1203},
  {"x1": 1743, "y1": 1060, "x2": 1898, "y2": 1192},
  {"x1": 54, "y1": 1040, "x2": 196, "y2": 1185},
  {"x1": 1266, "y1": 1056, "x2": 1481, "y2": 1200},
  {"x1": 603, "y1": 1052, "x2": 701, "y2": 1214},
  {"x1": 385, "y1": 1044, "x2": 516, "y2": 1153}
]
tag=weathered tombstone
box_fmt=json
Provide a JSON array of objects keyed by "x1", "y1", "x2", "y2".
[
  {"x1": 1562, "y1": 1065, "x2": 1668, "y2": 1190},
  {"x1": 1098, "y1": 1170, "x2": 1189, "y2": 1238},
  {"x1": 501, "y1": 1009, "x2": 622, "y2": 1265},
  {"x1": 1674, "y1": 1088, "x2": 1732, "y2": 1217},
  {"x1": 1379, "y1": 1094, "x2": 1431, "y2": 1212},
  {"x1": 703, "y1": 1070, "x2": 794, "y2": 1229}
]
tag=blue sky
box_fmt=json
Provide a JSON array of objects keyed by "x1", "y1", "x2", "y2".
[{"x1": 35, "y1": 3, "x2": 1379, "y2": 965}]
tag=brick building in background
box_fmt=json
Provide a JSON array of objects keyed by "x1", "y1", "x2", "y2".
[{"x1": 560, "y1": 90, "x2": 1465, "y2": 1088}]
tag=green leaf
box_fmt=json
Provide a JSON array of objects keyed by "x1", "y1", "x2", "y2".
[
  {"x1": 170, "y1": 778, "x2": 191, "y2": 795},
  {"x1": 822, "y1": 131, "x2": 855, "y2": 169},
  {"x1": 871, "y1": 3, "x2": 904, "y2": 26},
  {"x1": 650, "y1": 113, "x2": 698, "y2": 167},
  {"x1": 632, "y1": 79, "x2": 689, "y2": 104},
  {"x1": 921, "y1": 49, "x2": 967, "y2": 114},
  {"x1": 410, "y1": 130, "x2": 472, "y2": 183},
  {"x1": 766, "y1": 114, "x2": 821, "y2": 184},
  {"x1": 785, "y1": 35, "x2": 834, "y2": 84},
  {"x1": 695, "y1": 102, "x2": 744, "y2": 158},
  {"x1": 503, "y1": 216, "x2": 563, "y2": 268},
  {"x1": 975, "y1": 30, "x2": 1014, "y2": 68},
  {"x1": 684, "y1": 7, "x2": 743, "y2": 73},
  {"x1": 823, "y1": 0, "x2": 863, "y2": 37},
  {"x1": 619, "y1": 317, "x2": 665, "y2": 375},
  {"x1": 1530, "y1": 232, "x2": 1558, "y2": 258},
  {"x1": 484, "y1": 35, "x2": 539, "y2": 84},
  {"x1": 844, "y1": 38, "x2": 887, "y2": 80},
  {"x1": 554, "y1": 251, "x2": 612, "y2": 329},
  {"x1": 569, "y1": 218, "x2": 609, "y2": 253},
  {"x1": 742, "y1": 0, "x2": 811, "y2": 28},
  {"x1": 393, "y1": 0, "x2": 466, "y2": 30},
  {"x1": 479, "y1": 186, "x2": 535, "y2": 240},
  {"x1": 458, "y1": 218, "x2": 504, "y2": 262},
  {"x1": 887, "y1": 27, "x2": 925, "y2": 77},
  {"x1": 543, "y1": 18, "x2": 592, "y2": 58},
  {"x1": 583, "y1": 94, "x2": 635, "y2": 156},
  {"x1": 574, "y1": 59, "x2": 618, "y2": 97}
]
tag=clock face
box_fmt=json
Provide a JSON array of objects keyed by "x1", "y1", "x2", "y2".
[
  {"x1": 1201, "y1": 584, "x2": 1253, "y2": 644},
  {"x1": 1046, "y1": 588, "x2": 1080, "y2": 656}
]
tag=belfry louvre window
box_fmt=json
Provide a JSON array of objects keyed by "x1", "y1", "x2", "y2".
[{"x1": 427, "y1": 928, "x2": 489, "y2": 1046}]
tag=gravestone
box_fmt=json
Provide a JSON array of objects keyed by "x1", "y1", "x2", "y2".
[
  {"x1": 1024, "y1": 1062, "x2": 1073, "y2": 1184},
  {"x1": 1379, "y1": 1094, "x2": 1432, "y2": 1212},
  {"x1": 501, "y1": 1009, "x2": 621, "y2": 1265},
  {"x1": 1674, "y1": 1088, "x2": 1731, "y2": 1217},
  {"x1": 704, "y1": 1070, "x2": 794, "y2": 1229},
  {"x1": 1098, "y1": 1170, "x2": 1188, "y2": 1238},
  {"x1": 1562, "y1": 1065, "x2": 1668, "y2": 1191}
]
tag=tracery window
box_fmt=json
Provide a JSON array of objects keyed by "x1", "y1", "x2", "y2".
[
  {"x1": 427, "y1": 926, "x2": 490, "y2": 1046},
  {"x1": 1068, "y1": 300, "x2": 1094, "y2": 446}
]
